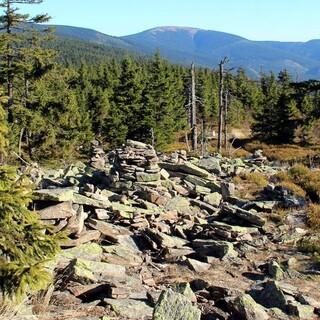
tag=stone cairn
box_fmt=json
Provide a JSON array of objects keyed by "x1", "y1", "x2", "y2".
[{"x1": 111, "y1": 140, "x2": 160, "y2": 185}]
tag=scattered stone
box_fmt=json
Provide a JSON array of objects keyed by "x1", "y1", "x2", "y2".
[
  {"x1": 230, "y1": 294, "x2": 269, "y2": 320},
  {"x1": 256, "y1": 280, "x2": 287, "y2": 310},
  {"x1": 62, "y1": 230, "x2": 101, "y2": 248},
  {"x1": 268, "y1": 261, "x2": 285, "y2": 280},
  {"x1": 186, "y1": 258, "x2": 211, "y2": 273},
  {"x1": 197, "y1": 157, "x2": 221, "y2": 175},
  {"x1": 221, "y1": 182, "x2": 235, "y2": 199},
  {"x1": 104, "y1": 298, "x2": 153, "y2": 319},
  {"x1": 26, "y1": 141, "x2": 320, "y2": 319},
  {"x1": 153, "y1": 289, "x2": 201, "y2": 320},
  {"x1": 192, "y1": 239, "x2": 238, "y2": 259},
  {"x1": 203, "y1": 192, "x2": 222, "y2": 207}
]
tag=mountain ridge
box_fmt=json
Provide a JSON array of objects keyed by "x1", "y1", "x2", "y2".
[{"x1": 44, "y1": 24, "x2": 320, "y2": 79}]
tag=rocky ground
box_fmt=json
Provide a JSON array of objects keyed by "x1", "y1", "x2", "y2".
[{"x1": 15, "y1": 140, "x2": 320, "y2": 319}]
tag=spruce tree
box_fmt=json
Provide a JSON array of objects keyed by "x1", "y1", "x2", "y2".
[
  {"x1": 0, "y1": 166, "x2": 60, "y2": 299},
  {"x1": 252, "y1": 72, "x2": 280, "y2": 141},
  {"x1": 24, "y1": 67, "x2": 93, "y2": 159},
  {"x1": 0, "y1": 0, "x2": 56, "y2": 156},
  {"x1": 0, "y1": 0, "x2": 51, "y2": 109},
  {"x1": 142, "y1": 52, "x2": 186, "y2": 147},
  {"x1": 107, "y1": 56, "x2": 143, "y2": 146}
]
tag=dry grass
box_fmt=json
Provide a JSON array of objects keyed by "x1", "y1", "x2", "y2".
[
  {"x1": 244, "y1": 141, "x2": 316, "y2": 163},
  {"x1": 298, "y1": 235, "x2": 320, "y2": 255},
  {"x1": 279, "y1": 181, "x2": 306, "y2": 198},
  {"x1": 307, "y1": 204, "x2": 320, "y2": 230},
  {"x1": 268, "y1": 208, "x2": 288, "y2": 224},
  {"x1": 0, "y1": 300, "x2": 29, "y2": 320},
  {"x1": 233, "y1": 172, "x2": 268, "y2": 199},
  {"x1": 273, "y1": 164, "x2": 320, "y2": 202},
  {"x1": 161, "y1": 142, "x2": 188, "y2": 153},
  {"x1": 238, "y1": 172, "x2": 269, "y2": 187}
]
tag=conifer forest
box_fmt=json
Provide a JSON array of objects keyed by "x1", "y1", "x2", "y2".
[{"x1": 0, "y1": 1, "x2": 320, "y2": 319}]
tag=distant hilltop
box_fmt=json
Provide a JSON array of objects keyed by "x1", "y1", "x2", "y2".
[{"x1": 40, "y1": 24, "x2": 320, "y2": 79}]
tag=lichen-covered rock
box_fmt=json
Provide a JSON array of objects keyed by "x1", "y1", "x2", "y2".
[
  {"x1": 197, "y1": 157, "x2": 221, "y2": 175},
  {"x1": 165, "y1": 196, "x2": 192, "y2": 215},
  {"x1": 192, "y1": 239, "x2": 238, "y2": 259},
  {"x1": 153, "y1": 289, "x2": 201, "y2": 320},
  {"x1": 231, "y1": 294, "x2": 269, "y2": 320},
  {"x1": 268, "y1": 261, "x2": 284, "y2": 280},
  {"x1": 203, "y1": 192, "x2": 222, "y2": 207},
  {"x1": 60, "y1": 242, "x2": 103, "y2": 262},
  {"x1": 105, "y1": 298, "x2": 153, "y2": 319},
  {"x1": 172, "y1": 283, "x2": 197, "y2": 302},
  {"x1": 34, "y1": 188, "x2": 74, "y2": 201},
  {"x1": 257, "y1": 281, "x2": 287, "y2": 310}
]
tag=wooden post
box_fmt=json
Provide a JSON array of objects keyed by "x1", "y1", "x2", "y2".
[{"x1": 191, "y1": 62, "x2": 197, "y2": 151}]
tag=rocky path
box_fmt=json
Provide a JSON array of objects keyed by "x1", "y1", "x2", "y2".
[{"x1": 18, "y1": 140, "x2": 320, "y2": 320}]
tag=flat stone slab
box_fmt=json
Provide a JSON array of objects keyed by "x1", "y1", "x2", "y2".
[
  {"x1": 145, "y1": 228, "x2": 189, "y2": 249},
  {"x1": 159, "y1": 161, "x2": 211, "y2": 178},
  {"x1": 87, "y1": 219, "x2": 132, "y2": 243},
  {"x1": 73, "y1": 193, "x2": 111, "y2": 209},
  {"x1": 34, "y1": 188, "x2": 74, "y2": 202},
  {"x1": 62, "y1": 230, "x2": 101, "y2": 248},
  {"x1": 38, "y1": 201, "x2": 76, "y2": 220},
  {"x1": 60, "y1": 243, "x2": 103, "y2": 262}
]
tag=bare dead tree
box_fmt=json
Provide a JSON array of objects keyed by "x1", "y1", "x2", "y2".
[
  {"x1": 224, "y1": 89, "x2": 229, "y2": 150},
  {"x1": 217, "y1": 57, "x2": 229, "y2": 153},
  {"x1": 191, "y1": 62, "x2": 197, "y2": 151}
]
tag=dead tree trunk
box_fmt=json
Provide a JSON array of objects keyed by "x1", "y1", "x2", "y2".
[
  {"x1": 191, "y1": 62, "x2": 197, "y2": 151},
  {"x1": 201, "y1": 119, "x2": 205, "y2": 157},
  {"x1": 224, "y1": 90, "x2": 228, "y2": 150},
  {"x1": 217, "y1": 58, "x2": 228, "y2": 154}
]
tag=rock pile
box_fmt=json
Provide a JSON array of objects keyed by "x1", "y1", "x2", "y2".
[
  {"x1": 112, "y1": 140, "x2": 160, "y2": 182},
  {"x1": 27, "y1": 140, "x2": 320, "y2": 320}
]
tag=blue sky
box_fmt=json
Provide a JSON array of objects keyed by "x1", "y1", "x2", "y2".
[{"x1": 18, "y1": 0, "x2": 319, "y2": 41}]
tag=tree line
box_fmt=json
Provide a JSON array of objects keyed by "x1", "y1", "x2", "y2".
[{"x1": 1, "y1": 0, "x2": 320, "y2": 164}]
